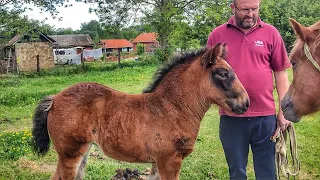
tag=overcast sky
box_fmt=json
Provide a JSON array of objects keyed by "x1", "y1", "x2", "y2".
[{"x1": 24, "y1": 1, "x2": 98, "y2": 30}]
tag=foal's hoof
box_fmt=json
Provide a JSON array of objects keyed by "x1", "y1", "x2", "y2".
[{"x1": 146, "y1": 169, "x2": 160, "y2": 180}]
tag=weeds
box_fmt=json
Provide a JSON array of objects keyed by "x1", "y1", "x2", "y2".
[{"x1": 0, "y1": 130, "x2": 33, "y2": 160}]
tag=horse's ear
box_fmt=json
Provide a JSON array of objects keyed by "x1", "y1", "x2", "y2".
[
  {"x1": 289, "y1": 18, "x2": 312, "y2": 43},
  {"x1": 202, "y1": 43, "x2": 227, "y2": 67}
]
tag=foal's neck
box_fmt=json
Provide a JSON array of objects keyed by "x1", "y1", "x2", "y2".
[{"x1": 150, "y1": 62, "x2": 211, "y2": 120}]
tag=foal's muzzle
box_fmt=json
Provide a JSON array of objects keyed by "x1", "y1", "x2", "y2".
[{"x1": 228, "y1": 98, "x2": 250, "y2": 114}]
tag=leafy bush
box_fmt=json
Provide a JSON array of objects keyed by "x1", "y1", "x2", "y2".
[
  {"x1": 0, "y1": 130, "x2": 33, "y2": 160},
  {"x1": 154, "y1": 48, "x2": 166, "y2": 63},
  {"x1": 136, "y1": 43, "x2": 145, "y2": 55},
  {"x1": 138, "y1": 55, "x2": 160, "y2": 65},
  {"x1": 154, "y1": 47, "x2": 175, "y2": 63}
]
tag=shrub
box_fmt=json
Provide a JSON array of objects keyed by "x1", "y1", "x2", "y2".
[
  {"x1": 139, "y1": 55, "x2": 160, "y2": 65},
  {"x1": 154, "y1": 48, "x2": 166, "y2": 63},
  {"x1": 136, "y1": 43, "x2": 145, "y2": 55}
]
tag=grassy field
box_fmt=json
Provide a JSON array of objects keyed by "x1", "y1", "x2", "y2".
[{"x1": 0, "y1": 60, "x2": 319, "y2": 180}]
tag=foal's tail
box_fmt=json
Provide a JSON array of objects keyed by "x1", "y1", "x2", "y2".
[{"x1": 31, "y1": 95, "x2": 54, "y2": 155}]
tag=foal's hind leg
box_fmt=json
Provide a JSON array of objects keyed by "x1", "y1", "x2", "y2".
[{"x1": 52, "y1": 143, "x2": 91, "y2": 180}]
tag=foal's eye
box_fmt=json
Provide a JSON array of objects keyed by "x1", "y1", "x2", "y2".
[
  {"x1": 214, "y1": 68, "x2": 230, "y2": 80},
  {"x1": 220, "y1": 73, "x2": 227, "y2": 78},
  {"x1": 217, "y1": 72, "x2": 229, "y2": 79}
]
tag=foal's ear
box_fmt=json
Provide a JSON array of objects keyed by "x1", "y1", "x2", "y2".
[
  {"x1": 289, "y1": 18, "x2": 312, "y2": 43},
  {"x1": 202, "y1": 43, "x2": 227, "y2": 67}
]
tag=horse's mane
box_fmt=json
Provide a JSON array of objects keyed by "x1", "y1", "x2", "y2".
[{"x1": 143, "y1": 48, "x2": 207, "y2": 93}]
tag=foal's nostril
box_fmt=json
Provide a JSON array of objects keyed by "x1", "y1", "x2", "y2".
[{"x1": 245, "y1": 99, "x2": 250, "y2": 110}]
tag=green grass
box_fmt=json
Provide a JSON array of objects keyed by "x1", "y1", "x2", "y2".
[{"x1": 0, "y1": 61, "x2": 319, "y2": 179}]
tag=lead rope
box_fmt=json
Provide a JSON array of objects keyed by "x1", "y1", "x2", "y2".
[{"x1": 270, "y1": 125, "x2": 300, "y2": 180}]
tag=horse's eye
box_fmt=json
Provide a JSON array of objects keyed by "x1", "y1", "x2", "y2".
[{"x1": 291, "y1": 60, "x2": 297, "y2": 69}]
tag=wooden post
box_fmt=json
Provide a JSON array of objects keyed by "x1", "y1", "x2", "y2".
[
  {"x1": 8, "y1": 48, "x2": 13, "y2": 73},
  {"x1": 81, "y1": 50, "x2": 84, "y2": 69},
  {"x1": 103, "y1": 43, "x2": 106, "y2": 61},
  {"x1": 117, "y1": 48, "x2": 121, "y2": 67},
  {"x1": 36, "y1": 55, "x2": 40, "y2": 72},
  {"x1": 13, "y1": 50, "x2": 18, "y2": 74}
]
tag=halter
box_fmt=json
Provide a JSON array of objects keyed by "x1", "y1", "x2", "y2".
[{"x1": 304, "y1": 43, "x2": 320, "y2": 71}]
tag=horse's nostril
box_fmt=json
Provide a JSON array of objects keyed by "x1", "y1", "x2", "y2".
[{"x1": 283, "y1": 101, "x2": 290, "y2": 111}]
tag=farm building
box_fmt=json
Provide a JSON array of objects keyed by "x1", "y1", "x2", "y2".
[
  {"x1": 99, "y1": 39, "x2": 133, "y2": 53},
  {"x1": 0, "y1": 29, "x2": 56, "y2": 73},
  {"x1": 49, "y1": 34, "x2": 94, "y2": 64},
  {"x1": 49, "y1": 34, "x2": 94, "y2": 50},
  {"x1": 132, "y1": 32, "x2": 159, "y2": 52}
]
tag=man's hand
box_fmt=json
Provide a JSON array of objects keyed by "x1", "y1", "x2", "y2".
[
  {"x1": 271, "y1": 115, "x2": 292, "y2": 140},
  {"x1": 277, "y1": 115, "x2": 292, "y2": 131}
]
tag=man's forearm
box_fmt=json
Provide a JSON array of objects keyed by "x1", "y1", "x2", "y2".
[{"x1": 274, "y1": 70, "x2": 290, "y2": 116}]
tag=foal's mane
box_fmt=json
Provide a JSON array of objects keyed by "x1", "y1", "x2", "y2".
[{"x1": 143, "y1": 48, "x2": 207, "y2": 93}]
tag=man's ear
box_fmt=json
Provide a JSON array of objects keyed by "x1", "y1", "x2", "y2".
[{"x1": 230, "y1": 3, "x2": 235, "y2": 14}]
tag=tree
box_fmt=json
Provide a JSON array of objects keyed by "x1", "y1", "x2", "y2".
[
  {"x1": 0, "y1": 8, "x2": 54, "y2": 45},
  {"x1": 2, "y1": 0, "x2": 319, "y2": 55},
  {"x1": 169, "y1": 0, "x2": 230, "y2": 50},
  {"x1": 260, "y1": 0, "x2": 320, "y2": 51},
  {"x1": 54, "y1": 27, "x2": 75, "y2": 35},
  {"x1": 79, "y1": 20, "x2": 102, "y2": 43},
  {"x1": 94, "y1": 0, "x2": 215, "y2": 61},
  {"x1": 121, "y1": 26, "x2": 140, "y2": 41},
  {"x1": 0, "y1": 0, "x2": 72, "y2": 18}
]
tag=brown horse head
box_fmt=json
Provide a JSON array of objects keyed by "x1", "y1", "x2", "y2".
[
  {"x1": 201, "y1": 43, "x2": 250, "y2": 114},
  {"x1": 281, "y1": 18, "x2": 320, "y2": 122},
  {"x1": 143, "y1": 43, "x2": 249, "y2": 115}
]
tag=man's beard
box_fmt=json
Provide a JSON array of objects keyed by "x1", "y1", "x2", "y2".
[{"x1": 236, "y1": 16, "x2": 256, "y2": 29}]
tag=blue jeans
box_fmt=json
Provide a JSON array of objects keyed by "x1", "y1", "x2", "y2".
[{"x1": 219, "y1": 115, "x2": 277, "y2": 180}]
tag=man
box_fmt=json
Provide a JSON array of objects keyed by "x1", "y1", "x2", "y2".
[{"x1": 207, "y1": 0, "x2": 292, "y2": 179}]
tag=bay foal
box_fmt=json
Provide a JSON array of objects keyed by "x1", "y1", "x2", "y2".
[{"x1": 32, "y1": 43, "x2": 249, "y2": 180}]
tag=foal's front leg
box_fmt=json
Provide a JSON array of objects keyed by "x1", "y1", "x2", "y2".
[
  {"x1": 147, "y1": 163, "x2": 160, "y2": 180},
  {"x1": 156, "y1": 155, "x2": 183, "y2": 180}
]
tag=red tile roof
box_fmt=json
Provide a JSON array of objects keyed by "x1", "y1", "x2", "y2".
[
  {"x1": 132, "y1": 32, "x2": 157, "y2": 43},
  {"x1": 100, "y1": 39, "x2": 133, "y2": 49}
]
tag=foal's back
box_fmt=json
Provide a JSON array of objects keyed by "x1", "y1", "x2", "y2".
[{"x1": 47, "y1": 82, "x2": 175, "y2": 163}]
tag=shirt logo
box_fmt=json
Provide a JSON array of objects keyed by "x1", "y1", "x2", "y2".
[{"x1": 255, "y1": 40, "x2": 264, "y2": 47}]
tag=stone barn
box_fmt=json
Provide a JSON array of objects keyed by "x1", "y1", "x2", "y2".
[{"x1": 2, "y1": 29, "x2": 56, "y2": 73}]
